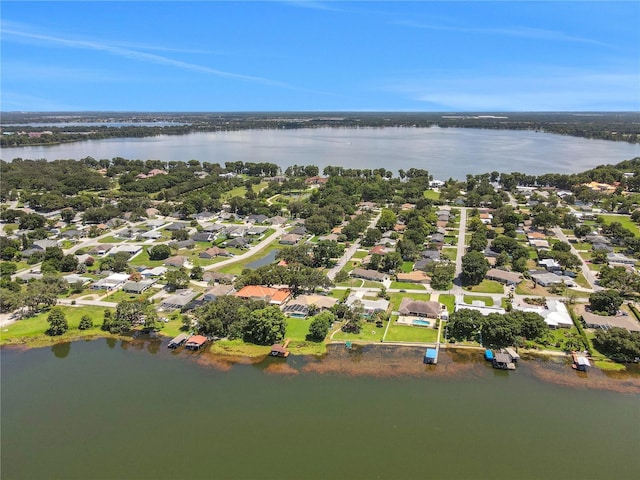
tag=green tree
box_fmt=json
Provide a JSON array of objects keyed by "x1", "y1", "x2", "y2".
[
  {"x1": 377, "y1": 209, "x2": 397, "y2": 231},
  {"x1": 460, "y1": 251, "x2": 489, "y2": 286},
  {"x1": 78, "y1": 315, "x2": 93, "y2": 330},
  {"x1": 165, "y1": 268, "x2": 190, "y2": 291},
  {"x1": 47, "y1": 307, "x2": 68, "y2": 336},
  {"x1": 148, "y1": 244, "x2": 171, "y2": 260},
  {"x1": 362, "y1": 228, "x2": 382, "y2": 247},
  {"x1": 243, "y1": 306, "x2": 287, "y2": 345},
  {"x1": 190, "y1": 265, "x2": 204, "y2": 280},
  {"x1": 446, "y1": 309, "x2": 483, "y2": 342},
  {"x1": 309, "y1": 311, "x2": 335, "y2": 340},
  {"x1": 589, "y1": 290, "x2": 623, "y2": 316},
  {"x1": 592, "y1": 327, "x2": 640, "y2": 362}
]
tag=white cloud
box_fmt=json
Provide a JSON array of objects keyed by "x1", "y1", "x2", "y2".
[
  {"x1": 378, "y1": 68, "x2": 640, "y2": 111},
  {"x1": 394, "y1": 20, "x2": 610, "y2": 47},
  {"x1": 1, "y1": 23, "x2": 290, "y2": 87}
]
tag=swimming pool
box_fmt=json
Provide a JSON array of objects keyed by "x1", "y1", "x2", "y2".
[{"x1": 412, "y1": 319, "x2": 432, "y2": 327}]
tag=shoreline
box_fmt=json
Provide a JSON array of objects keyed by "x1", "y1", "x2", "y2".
[{"x1": 3, "y1": 332, "x2": 638, "y2": 391}]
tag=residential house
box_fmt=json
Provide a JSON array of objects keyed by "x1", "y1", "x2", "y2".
[
  {"x1": 140, "y1": 266, "x2": 168, "y2": 277},
  {"x1": 122, "y1": 279, "x2": 156, "y2": 294},
  {"x1": 109, "y1": 244, "x2": 143, "y2": 257},
  {"x1": 485, "y1": 269, "x2": 523, "y2": 286},
  {"x1": 235, "y1": 286, "x2": 291, "y2": 305},
  {"x1": 202, "y1": 284, "x2": 235, "y2": 302},
  {"x1": 396, "y1": 271, "x2": 431, "y2": 284},
  {"x1": 169, "y1": 239, "x2": 196, "y2": 250},
  {"x1": 280, "y1": 234, "x2": 303, "y2": 245},
  {"x1": 350, "y1": 268, "x2": 388, "y2": 282},
  {"x1": 607, "y1": 253, "x2": 636, "y2": 265},
  {"x1": 161, "y1": 289, "x2": 199, "y2": 310},
  {"x1": 345, "y1": 293, "x2": 389, "y2": 317},
  {"x1": 92, "y1": 273, "x2": 130, "y2": 290},
  {"x1": 199, "y1": 246, "x2": 232, "y2": 259},
  {"x1": 203, "y1": 272, "x2": 236, "y2": 284},
  {"x1": 225, "y1": 237, "x2": 249, "y2": 248},
  {"x1": 582, "y1": 311, "x2": 640, "y2": 333},
  {"x1": 281, "y1": 294, "x2": 338, "y2": 318},
  {"x1": 164, "y1": 255, "x2": 188, "y2": 268},
  {"x1": 289, "y1": 226, "x2": 307, "y2": 236},
  {"x1": 192, "y1": 232, "x2": 216, "y2": 242},
  {"x1": 32, "y1": 239, "x2": 59, "y2": 250},
  {"x1": 398, "y1": 298, "x2": 442, "y2": 319},
  {"x1": 247, "y1": 214, "x2": 268, "y2": 224}
]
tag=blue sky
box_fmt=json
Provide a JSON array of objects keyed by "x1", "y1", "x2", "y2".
[{"x1": 2, "y1": 1, "x2": 639, "y2": 111}]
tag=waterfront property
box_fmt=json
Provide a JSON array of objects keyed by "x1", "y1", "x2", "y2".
[
  {"x1": 493, "y1": 352, "x2": 516, "y2": 370},
  {"x1": 168, "y1": 333, "x2": 190, "y2": 349},
  {"x1": 184, "y1": 335, "x2": 207, "y2": 350},
  {"x1": 572, "y1": 352, "x2": 591, "y2": 371},
  {"x1": 423, "y1": 347, "x2": 438, "y2": 364}
]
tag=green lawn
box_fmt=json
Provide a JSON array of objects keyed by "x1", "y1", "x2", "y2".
[
  {"x1": 400, "y1": 261, "x2": 414, "y2": 273},
  {"x1": 285, "y1": 317, "x2": 311, "y2": 341},
  {"x1": 102, "y1": 288, "x2": 160, "y2": 303},
  {"x1": 98, "y1": 236, "x2": 124, "y2": 244},
  {"x1": 331, "y1": 320, "x2": 387, "y2": 342},
  {"x1": 598, "y1": 214, "x2": 640, "y2": 237},
  {"x1": 463, "y1": 279, "x2": 504, "y2": 293},
  {"x1": 463, "y1": 295, "x2": 494, "y2": 306},
  {"x1": 221, "y1": 182, "x2": 268, "y2": 201},
  {"x1": 1, "y1": 305, "x2": 114, "y2": 345},
  {"x1": 390, "y1": 281, "x2": 425, "y2": 290},
  {"x1": 438, "y1": 294, "x2": 455, "y2": 314},
  {"x1": 352, "y1": 250, "x2": 369, "y2": 259},
  {"x1": 441, "y1": 247, "x2": 458, "y2": 261},
  {"x1": 384, "y1": 323, "x2": 438, "y2": 343},
  {"x1": 423, "y1": 190, "x2": 440, "y2": 200}
]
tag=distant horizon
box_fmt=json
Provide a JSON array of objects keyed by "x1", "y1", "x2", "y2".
[{"x1": 2, "y1": 110, "x2": 638, "y2": 115}]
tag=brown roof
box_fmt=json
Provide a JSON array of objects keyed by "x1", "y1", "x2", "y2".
[
  {"x1": 398, "y1": 298, "x2": 442, "y2": 317},
  {"x1": 486, "y1": 269, "x2": 523, "y2": 284},
  {"x1": 235, "y1": 286, "x2": 291, "y2": 304},
  {"x1": 185, "y1": 335, "x2": 207, "y2": 347},
  {"x1": 396, "y1": 271, "x2": 431, "y2": 283}
]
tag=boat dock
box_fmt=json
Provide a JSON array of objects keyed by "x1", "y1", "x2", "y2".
[
  {"x1": 168, "y1": 333, "x2": 190, "y2": 349},
  {"x1": 572, "y1": 352, "x2": 591, "y2": 371},
  {"x1": 270, "y1": 338, "x2": 291, "y2": 358}
]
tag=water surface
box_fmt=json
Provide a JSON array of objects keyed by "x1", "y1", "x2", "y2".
[
  {"x1": 2, "y1": 339, "x2": 639, "y2": 480},
  {"x1": 3, "y1": 127, "x2": 639, "y2": 179}
]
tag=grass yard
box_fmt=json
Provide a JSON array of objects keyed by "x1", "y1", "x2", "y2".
[
  {"x1": 515, "y1": 281, "x2": 550, "y2": 296},
  {"x1": 390, "y1": 282, "x2": 425, "y2": 290},
  {"x1": 221, "y1": 182, "x2": 268, "y2": 201},
  {"x1": 1, "y1": 305, "x2": 114, "y2": 345},
  {"x1": 352, "y1": 250, "x2": 369, "y2": 259},
  {"x1": 438, "y1": 294, "x2": 455, "y2": 314},
  {"x1": 463, "y1": 295, "x2": 494, "y2": 306},
  {"x1": 102, "y1": 287, "x2": 160, "y2": 303},
  {"x1": 598, "y1": 214, "x2": 640, "y2": 237},
  {"x1": 400, "y1": 261, "x2": 413, "y2": 273},
  {"x1": 97, "y1": 236, "x2": 124, "y2": 244},
  {"x1": 384, "y1": 323, "x2": 438, "y2": 343},
  {"x1": 331, "y1": 320, "x2": 387, "y2": 342},
  {"x1": 285, "y1": 317, "x2": 311, "y2": 341},
  {"x1": 441, "y1": 247, "x2": 458, "y2": 261},
  {"x1": 423, "y1": 189, "x2": 440, "y2": 200},
  {"x1": 463, "y1": 279, "x2": 503, "y2": 294}
]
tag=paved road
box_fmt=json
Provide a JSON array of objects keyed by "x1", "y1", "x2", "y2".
[
  {"x1": 552, "y1": 226, "x2": 600, "y2": 291},
  {"x1": 452, "y1": 207, "x2": 468, "y2": 293},
  {"x1": 326, "y1": 210, "x2": 382, "y2": 281},
  {"x1": 202, "y1": 226, "x2": 286, "y2": 271}
]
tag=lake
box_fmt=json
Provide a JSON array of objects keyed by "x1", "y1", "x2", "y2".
[
  {"x1": 2, "y1": 127, "x2": 639, "y2": 179},
  {"x1": 2, "y1": 339, "x2": 639, "y2": 480}
]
